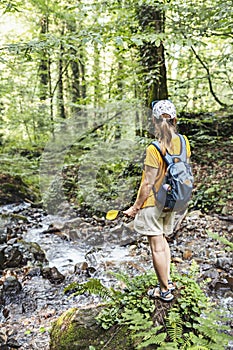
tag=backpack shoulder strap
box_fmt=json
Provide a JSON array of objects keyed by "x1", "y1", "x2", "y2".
[
  {"x1": 151, "y1": 134, "x2": 187, "y2": 165},
  {"x1": 151, "y1": 141, "x2": 172, "y2": 166},
  {"x1": 177, "y1": 134, "x2": 187, "y2": 162},
  {"x1": 151, "y1": 141, "x2": 162, "y2": 155}
]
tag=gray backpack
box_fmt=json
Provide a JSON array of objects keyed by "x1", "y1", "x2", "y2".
[{"x1": 151, "y1": 134, "x2": 194, "y2": 212}]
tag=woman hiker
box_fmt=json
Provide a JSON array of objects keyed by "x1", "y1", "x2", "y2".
[{"x1": 123, "y1": 99, "x2": 191, "y2": 302}]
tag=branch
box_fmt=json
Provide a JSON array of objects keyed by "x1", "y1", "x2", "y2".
[
  {"x1": 102, "y1": 326, "x2": 122, "y2": 349},
  {"x1": 206, "y1": 31, "x2": 233, "y2": 38},
  {"x1": 77, "y1": 111, "x2": 123, "y2": 142},
  {"x1": 51, "y1": 60, "x2": 70, "y2": 97},
  {"x1": 215, "y1": 215, "x2": 233, "y2": 222},
  {"x1": 190, "y1": 45, "x2": 228, "y2": 107}
]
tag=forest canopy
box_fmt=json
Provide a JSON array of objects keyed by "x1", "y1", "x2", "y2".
[{"x1": 0, "y1": 0, "x2": 232, "y2": 144}]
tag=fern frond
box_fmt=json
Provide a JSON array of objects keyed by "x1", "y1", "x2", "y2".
[
  {"x1": 166, "y1": 310, "x2": 182, "y2": 324},
  {"x1": 109, "y1": 271, "x2": 131, "y2": 287},
  {"x1": 166, "y1": 310, "x2": 183, "y2": 343},
  {"x1": 180, "y1": 332, "x2": 194, "y2": 349},
  {"x1": 131, "y1": 325, "x2": 163, "y2": 340},
  {"x1": 64, "y1": 282, "x2": 79, "y2": 294},
  {"x1": 137, "y1": 332, "x2": 167, "y2": 349},
  {"x1": 193, "y1": 312, "x2": 232, "y2": 349},
  {"x1": 121, "y1": 307, "x2": 166, "y2": 349},
  {"x1": 131, "y1": 328, "x2": 157, "y2": 339},
  {"x1": 64, "y1": 278, "x2": 111, "y2": 299},
  {"x1": 157, "y1": 342, "x2": 179, "y2": 350},
  {"x1": 188, "y1": 347, "x2": 209, "y2": 350},
  {"x1": 186, "y1": 333, "x2": 209, "y2": 348},
  {"x1": 121, "y1": 308, "x2": 153, "y2": 330}
]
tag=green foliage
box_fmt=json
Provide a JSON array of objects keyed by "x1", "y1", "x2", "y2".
[
  {"x1": 61, "y1": 132, "x2": 145, "y2": 214},
  {"x1": 39, "y1": 327, "x2": 47, "y2": 333},
  {"x1": 166, "y1": 311, "x2": 183, "y2": 344},
  {"x1": 0, "y1": 152, "x2": 40, "y2": 187},
  {"x1": 174, "y1": 277, "x2": 210, "y2": 320},
  {"x1": 207, "y1": 230, "x2": 233, "y2": 251},
  {"x1": 64, "y1": 263, "x2": 232, "y2": 349},
  {"x1": 1, "y1": 0, "x2": 233, "y2": 147},
  {"x1": 95, "y1": 272, "x2": 156, "y2": 330},
  {"x1": 120, "y1": 307, "x2": 166, "y2": 349},
  {"x1": 0, "y1": 0, "x2": 20, "y2": 14},
  {"x1": 63, "y1": 278, "x2": 111, "y2": 299},
  {"x1": 188, "y1": 129, "x2": 232, "y2": 214},
  {"x1": 159, "y1": 262, "x2": 232, "y2": 350}
]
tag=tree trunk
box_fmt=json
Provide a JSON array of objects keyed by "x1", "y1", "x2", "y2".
[
  {"x1": 115, "y1": 60, "x2": 123, "y2": 140},
  {"x1": 93, "y1": 41, "x2": 101, "y2": 108},
  {"x1": 137, "y1": 4, "x2": 168, "y2": 107},
  {"x1": 38, "y1": 15, "x2": 49, "y2": 101},
  {"x1": 57, "y1": 26, "x2": 66, "y2": 119},
  {"x1": 80, "y1": 50, "x2": 86, "y2": 101},
  {"x1": 66, "y1": 19, "x2": 81, "y2": 114},
  {"x1": 48, "y1": 58, "x2": 54, "y2": 136},
  {"x1": 38, "y1": 14, "x2": 54, "y2": 136}
]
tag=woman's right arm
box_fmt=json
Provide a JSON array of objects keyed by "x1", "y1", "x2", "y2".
[{"x1": 123, "y1": 165, "x2": 158, "y2": 217}]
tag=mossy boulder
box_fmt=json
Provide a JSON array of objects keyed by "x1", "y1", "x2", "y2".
[
  {"x1": 49, "y1": 306, "x2": 134, "y2": 350},
  {"x1": 0, "y1": 173, "x2": 36, "y2": 205},
  {"x1": 17, "y1": 240, "x2": 48, "y2": 265}
]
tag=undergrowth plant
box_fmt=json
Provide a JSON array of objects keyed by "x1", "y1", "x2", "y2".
[
  {"x1": 207, "y1": 230, "x2": 233, "y2": 251},
  {"x1": 64, "y1": 261, "x2": 232, "y2": 349}
]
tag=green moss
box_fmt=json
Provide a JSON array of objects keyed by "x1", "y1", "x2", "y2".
[
  {"x1": 49, "y1": 307, "x2": 134, "y2": 350},
  {"x1": 0, "y1": 173, "x2": 37, "y2": 204},
  {"x1": 50, "y1": 308, "x2": 77, "y2": 349}
]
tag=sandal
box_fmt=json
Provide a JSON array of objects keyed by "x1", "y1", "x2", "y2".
[
  {"x1": 168, "y1": 280, "x2": 175, "y2": 292},
  {"x1": 156, "y1": 280, "x2": 176, "y2": 292},
  {"x1": 147, "y1": 287, "x2": 160, "y2": 299},
  {"x1": 159, "y1": 290, "x2": 174, "y2": 302}
]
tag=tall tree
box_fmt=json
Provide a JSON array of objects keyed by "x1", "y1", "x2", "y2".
[
  {"x1": 57, "y1": 24, "x2": 66, "y2": 119},
  {"x1": 38, "y1": 15, "x2": 49, "y2": 101},
  {"x1": 137, "y1": 3, "x2": 168, "y2": 107},
  {"x1": 67, "y1": 19, "x2": 81, "y2": 113}
]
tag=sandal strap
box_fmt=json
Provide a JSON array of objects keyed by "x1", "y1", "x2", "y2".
[
  {"x1": 147, "y1": 287, "x2": 160, "y2": 298},
  {"x1": 156, "y1": 281, "x2": 175, "y2": 288},
  {"x1": 160, "y1": 290, "x2": 171, "y2": 298},
  {"x1": 157, "y1": 280, "x2": 174, "y2": 284}
]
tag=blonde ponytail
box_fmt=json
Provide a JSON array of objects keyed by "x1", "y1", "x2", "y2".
[{"x1": 155, "y1": 118, "x2": 177, "y2": 153}]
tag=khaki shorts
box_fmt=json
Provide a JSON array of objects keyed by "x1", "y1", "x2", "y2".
[{"x1": 134, "y1": 206, "x2": 175, "y2": 237}]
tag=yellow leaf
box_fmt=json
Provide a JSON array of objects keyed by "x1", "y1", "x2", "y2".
[{"x1": 106, "y1": 210, "x2": 119, "y2": 220}]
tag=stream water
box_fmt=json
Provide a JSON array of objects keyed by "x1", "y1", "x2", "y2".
[{"x1": 23, "y1": 214, "x2": 144, "y2": 279}]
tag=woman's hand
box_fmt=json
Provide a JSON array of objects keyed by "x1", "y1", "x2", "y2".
[{"x1": 123, "y1": 206, "x2": 139, "y2": 218}]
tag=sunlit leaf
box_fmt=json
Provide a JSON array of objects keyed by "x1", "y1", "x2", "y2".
[{"x1": 106, "y1": 209, "x2": 119, "y2": 220}]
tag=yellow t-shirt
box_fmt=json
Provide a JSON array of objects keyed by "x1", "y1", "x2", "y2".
[{"x1": 138, "y1": 135, "x2": 191, "y2": 208}]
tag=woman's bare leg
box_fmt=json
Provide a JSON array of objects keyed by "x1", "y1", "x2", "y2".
[
  {"x1": 164, "y1": 237, "x2": 171, "y2": 281},
  {"x1": 148, "y1": 235, "x2": 170, "y2": 292}
]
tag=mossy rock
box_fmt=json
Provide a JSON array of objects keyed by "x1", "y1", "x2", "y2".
[
  {"x1": 49, "y1": 306, "x2": 134, "y2": 350},
  {"x1": 17, "y1": 240, "x2": 48, "y2": 265},
  {"x1": 0, "y1": 173, "x2": 36, "y2": 205}
]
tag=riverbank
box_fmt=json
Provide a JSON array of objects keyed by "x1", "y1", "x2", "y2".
[{"x1": 0, "y1": 202, "x2": 232, "y2": 349}]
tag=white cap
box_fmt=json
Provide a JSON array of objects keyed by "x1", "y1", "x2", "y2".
[{"x1": 152, "y1": 100, "x2": 176, "y2": 119}]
